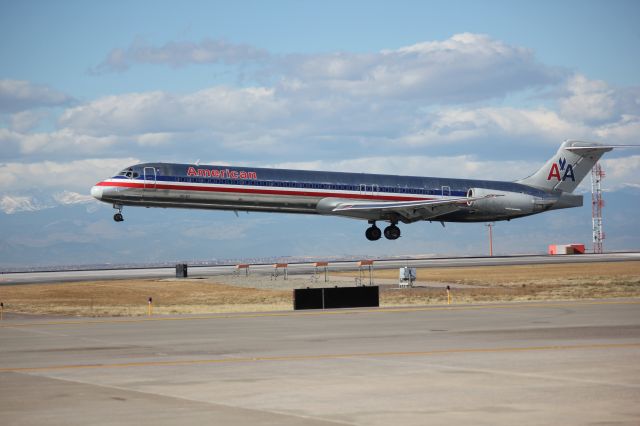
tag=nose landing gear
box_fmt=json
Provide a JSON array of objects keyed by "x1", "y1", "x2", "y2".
[{"x1": 113, "y1": 204, "x2": 124, "y2": 222}]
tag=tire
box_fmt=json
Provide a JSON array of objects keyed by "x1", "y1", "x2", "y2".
[
  {"x1": 366, "y1": 226, "x2": 382, "y2": 241},
  {"x1": 384, "y1": 225, "x2": 401, "y2": 240}
]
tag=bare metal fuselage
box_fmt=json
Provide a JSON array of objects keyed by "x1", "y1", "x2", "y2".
[
  {"x1": 91, "y1": 162, "x2": 579, "y2": 224},
  {"x1": 91, "y1": 141, "x2": 627, "y2": 240}
]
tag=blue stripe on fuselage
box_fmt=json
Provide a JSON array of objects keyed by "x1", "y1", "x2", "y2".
[{"x1": 123, "y1": 162, "x2": 549, "y2": 199}]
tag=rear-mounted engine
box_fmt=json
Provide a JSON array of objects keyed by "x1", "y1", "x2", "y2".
[{"x1": 467, "y1": 188, "x2": 551, "y2": 216}]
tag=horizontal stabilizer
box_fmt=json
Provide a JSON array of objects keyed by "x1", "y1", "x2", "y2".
[{"x1": 565, "y1": 144, "x2": 639, "y2": 151}]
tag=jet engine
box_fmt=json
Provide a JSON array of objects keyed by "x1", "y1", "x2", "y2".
[{"x1": 466, "y1": 188, "x2": 552, "y2": 217}]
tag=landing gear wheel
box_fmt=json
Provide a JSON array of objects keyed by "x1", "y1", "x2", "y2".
[
  {"x1": 384, "y1": 225, "x2": 401, "y2": 240},
  {"x1": 365, "y1": 225, "x2": 382, "y2": 241},
  {"x1": 113, "y1": 213, "x2": 124, "y2": 222}
]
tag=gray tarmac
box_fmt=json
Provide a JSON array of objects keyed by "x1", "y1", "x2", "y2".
[
  {"x1": 2, "y1": 252, "x2": 640, "y2": 284},
  {"x1": 1, "y1": 299, "x2": 639, "y2": 425}
]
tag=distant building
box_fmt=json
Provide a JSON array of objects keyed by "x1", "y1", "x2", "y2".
[{"x1": 548, "y1": 244, "x2": 586, "y2": 255}]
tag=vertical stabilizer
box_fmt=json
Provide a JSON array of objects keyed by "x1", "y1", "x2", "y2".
[{"x1": 517, "y1": 140, "x2": 613, "y2": 193}]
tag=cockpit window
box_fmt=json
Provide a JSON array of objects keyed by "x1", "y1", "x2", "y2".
[{"x1": 118, "y1": 168, "x2": 136, "y2": 179}]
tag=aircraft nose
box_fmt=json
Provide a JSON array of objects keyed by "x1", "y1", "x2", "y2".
[{"x1": 90, "y1": 185, "x2": 103, "y2": 200}]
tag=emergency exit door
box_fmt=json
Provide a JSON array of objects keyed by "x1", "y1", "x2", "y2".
[{"x1": 143, "y1": 167, "x2": 157, "y2": 190}]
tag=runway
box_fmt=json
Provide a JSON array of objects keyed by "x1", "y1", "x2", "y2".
[
  {"x1": 3, "y1": 252, "x2": 640, "y2": 284},
  {"x1": 1, "y1": 299, "x2": 639, "y2": 425}
]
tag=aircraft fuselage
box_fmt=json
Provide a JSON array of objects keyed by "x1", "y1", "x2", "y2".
[{"x1": 91, "y1": 162, "x2": 573, "y2": 223}]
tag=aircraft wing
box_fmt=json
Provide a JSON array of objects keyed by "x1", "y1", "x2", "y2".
[{"x1": 323, "y1": 194, "x2": 499, "y2": 223}]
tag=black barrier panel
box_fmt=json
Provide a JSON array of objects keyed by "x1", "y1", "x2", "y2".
[
  {"x1": 293, "y1": 286, "x2": 379, "y2": 310},
  {"x1": 324, "y1": 286, "x2": 379, "y2": 309},
  {"x1": 293, "y1": 288, "x2": 324, "y2": 310},
  {"x1": 176, "y1": 263, "x2": 188, "y2": 278}
]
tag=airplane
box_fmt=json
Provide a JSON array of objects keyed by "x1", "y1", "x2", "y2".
[{"x1": 90, "y1": 140, "x2": 627, "y2": 241}]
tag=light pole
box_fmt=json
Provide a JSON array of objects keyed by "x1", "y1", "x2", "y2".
[{"x1": 485, "y1": 223, "x2": 494, "y2": 256}]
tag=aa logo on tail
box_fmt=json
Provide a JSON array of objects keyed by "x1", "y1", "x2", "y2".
[{"x1": 547, "y1": 157, "x2": 575, "y2": 181}]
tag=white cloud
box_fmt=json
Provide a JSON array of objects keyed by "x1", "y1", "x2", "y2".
[
  {"x1": 0, "y1": 128, "x2": 122, "y2": 157},
  {"x1": 58, "y1": 87, "x2": 287, "y2": 137},
  {"x1": 0, "y1": 195, "x2": 46, "y2": 214},
  {"x1": 279, "y1": 33, "x2": 563, "y2": 102},
  {"x1": 90, "y1": 37, "x2": 269, "y2": 74},
  {"x1": 552, "y1": 75, "x2": 640, "y2": 144},
  {"x1": 0, "y1": 192, "x2": 92, "y2": 214},
  {"x1": 600, "y1": 155, "x2": 640, "y2": 189},
  {"x1": 560, "y1": 74, "x2": 617, "y2": 123},
  {"x1": 52, "y1": 191, "x2": 95, "y2": 205},
  {"x1": 0, "y1": 158, "x2": 139, "y2": 194},
  {"x1": 0, "y1": 79, "x2": 73, "y2": 113},
  {"x1": 52, "y1": 43, "x2": 633, "y2": 161},
  {"x1": 398, "y1": 106, "x2": 588, "y2": 147},
  {"x1": 595, "y1": 115, "x2": 640, "y2": 144},
  {"x1": 136, "y1": 132, "x2": 174, "y2": 146},
  {"x1": 271, "y1": 155, "x2": 537, "y2": 182},
  {"x1": 90, "y1": 34, "x2": 563, "y2": 104},
  {"x1": 5, "y1": 81, "x2": 636, "y2": 165},
  {"x1": 9, "y1": 110, "x2": 47, "y2": 132}
]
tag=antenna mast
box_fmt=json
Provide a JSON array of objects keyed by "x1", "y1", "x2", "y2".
[{"x1": 591, "y1": 162, "x2": 605, "y2": 253}]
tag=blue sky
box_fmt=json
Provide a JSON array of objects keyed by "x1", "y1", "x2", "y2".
[{"x1": 1, "y1": 0, "x2": 639, "y2": 266}]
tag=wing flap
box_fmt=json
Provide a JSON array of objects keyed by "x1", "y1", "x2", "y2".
[{"x1": 327, "y1": 194, "x2": 500, "y2": 223}]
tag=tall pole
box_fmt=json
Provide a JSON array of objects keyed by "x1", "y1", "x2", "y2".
[
  {"x1": 485, "y1": 223, "x2": 494, "y2": 257},
  {"x1": 591, "y1": 162, "x2": 605, "y2": 254}
]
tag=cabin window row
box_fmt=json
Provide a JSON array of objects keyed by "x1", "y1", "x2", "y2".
[{"x1": 171, "y1": 177, "x2": 456, "y2": 195}]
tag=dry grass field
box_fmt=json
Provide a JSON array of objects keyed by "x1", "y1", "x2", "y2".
[
  {"x1": 0, "y1": 280, "x2": 291, "y2": 317},
  {"x1": 1, "y1": 261, "x2": 639, "y2": 317},
  {"x1": 369, "y1": 261, "x2": 640, "y2": 306}
]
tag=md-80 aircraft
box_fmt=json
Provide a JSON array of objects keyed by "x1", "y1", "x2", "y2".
[{"x1": 91, "y1": 140, "x2": 624, "y2": 240}]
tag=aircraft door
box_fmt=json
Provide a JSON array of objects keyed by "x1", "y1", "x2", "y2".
[
  {"x1": 359, "y1": 184, "x2": 379, "y2": 196},
  {"x1": 441, "y1": 186, "x2": 451, "y2": 197},
  {"x1": 143, "y1": 167, "x2": 157, "y2": 191}
]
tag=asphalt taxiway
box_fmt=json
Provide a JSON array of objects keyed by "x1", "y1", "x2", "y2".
[
  {"x1": 1, "y1": 299, "x2": 639, "y2": 425},
  {"x1": 2, "y1": 252, "x2": 640, "y2": 284}
]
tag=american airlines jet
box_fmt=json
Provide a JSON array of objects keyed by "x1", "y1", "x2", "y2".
[{"x1": 91, "y1": 140, "x2": 623, "y2": 240}]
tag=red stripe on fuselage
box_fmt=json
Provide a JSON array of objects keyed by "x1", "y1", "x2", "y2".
[{"x1": 95, "y1": 180, "x2": 434, "y2": 202}]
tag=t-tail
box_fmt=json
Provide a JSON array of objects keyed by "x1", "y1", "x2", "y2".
[{"x1": 517, "y1": 140, "x2": 614, "y2": 193}]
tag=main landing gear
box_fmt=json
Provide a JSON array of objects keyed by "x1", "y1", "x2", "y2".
[
  {"x1": 113, "y1": 204, "x2": 124, "y2": 222},
  {"x1": 365, "y1": 223, "x2": 382, "y2": 241},
  {"x1": 365, "y1": 221, "x2": 401, "y2": 241},
  {"x1": 384, "y1": 224, "x2": 401, "y2": 240}
]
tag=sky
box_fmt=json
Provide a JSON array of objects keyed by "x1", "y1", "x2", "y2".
[{"x1": 1, "y1": 0, "x2": 639, "y2": 267}]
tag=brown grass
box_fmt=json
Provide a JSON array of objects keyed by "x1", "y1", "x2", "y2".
[
  {"x1": 1, "y1": 261, "x2": 639, "y2": 316},
  {"x1": 339, "y1": 261, "x2": 640, "y2": 306},
  {"x1": 0, "y1": 280, "x2": 290, "y2": 317},
  {"x1": 353, "y1": 261, "x2": 640, "y2": 284}
]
